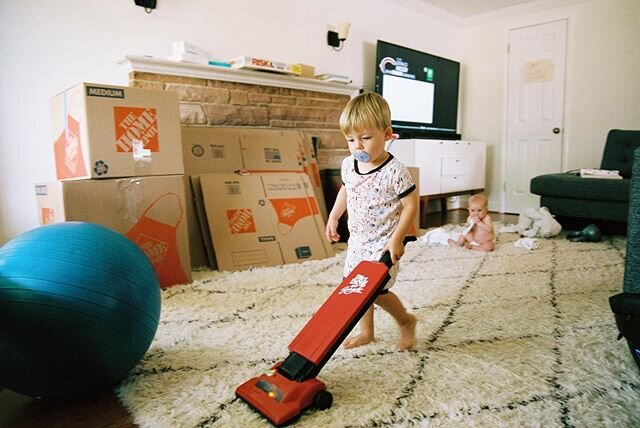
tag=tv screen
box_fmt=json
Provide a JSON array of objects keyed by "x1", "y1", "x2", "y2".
[{"x1": 375, "y1": 40, "x2": 460, "y2": 139}]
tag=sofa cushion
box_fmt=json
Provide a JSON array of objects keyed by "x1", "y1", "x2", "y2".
[
  {"x1": 539, "y1": 196, "x2": 629, "y2": 222},
  {"x1": 601, "y1": 129, "x2": 640, "y2": 178},
  {"x1": 531, "y1": 172, "x2": 630, "y2": 202}
]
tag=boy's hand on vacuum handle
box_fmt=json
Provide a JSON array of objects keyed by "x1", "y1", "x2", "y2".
[{"x1": 384, "y1": 238, "x2": 405, "y2": 265}]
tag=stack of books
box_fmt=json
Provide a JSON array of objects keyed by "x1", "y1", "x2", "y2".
[
  {"x1": 579, "y1": 168, "x2": 622, "y2": 179},
  {"x1": 229, "y1": 56, "x2": 298, "y2": 75}
]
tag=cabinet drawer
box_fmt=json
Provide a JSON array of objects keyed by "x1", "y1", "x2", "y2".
[
  {"x1": 441, "y1": 157, "x2": 471, "y2": 176},
  {"x1": 440, "y1": 174, "x2": 478, "y2": 193},
  {"x1": 442, "y1": 141, "x2": 474, "y2": 157}
]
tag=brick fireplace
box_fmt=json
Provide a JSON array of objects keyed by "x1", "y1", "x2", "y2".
[{"x1": 122, "y1": 56, "x2": 356, "y2": 169}]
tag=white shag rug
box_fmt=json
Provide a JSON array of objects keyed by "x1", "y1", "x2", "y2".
[{"x1": 116, "y1": 226, "x2": 640, "y2": 427}]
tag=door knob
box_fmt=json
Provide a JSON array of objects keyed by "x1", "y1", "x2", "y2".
[{"x1": 553, "y1": 127, "x2": 561, "y2": 134}]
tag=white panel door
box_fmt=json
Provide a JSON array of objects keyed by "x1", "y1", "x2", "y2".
[{"x1": 504, "y1": 20, "x2": 567, "y2": 214}]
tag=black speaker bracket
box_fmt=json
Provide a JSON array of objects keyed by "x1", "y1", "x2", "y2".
[{"x1": 134, "y1": 0, "x2": 157, "y2": 13}]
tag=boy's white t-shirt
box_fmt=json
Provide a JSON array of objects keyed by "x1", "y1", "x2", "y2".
[{"x1": 341, "y1": 153, "x2": 416, "y2": 284}]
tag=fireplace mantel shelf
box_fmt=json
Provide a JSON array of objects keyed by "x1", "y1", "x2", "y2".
[{"x1": 119, "y1": 55, "x2": 360, "y2": 97}]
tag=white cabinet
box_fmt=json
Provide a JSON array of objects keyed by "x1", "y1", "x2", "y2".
[{"x1": 387, "y1": 139, "x2": 486, "y2": 197}]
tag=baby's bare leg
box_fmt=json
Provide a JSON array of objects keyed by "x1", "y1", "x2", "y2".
[
  {"x1": 344, "y1": 307, "x2": 375, "y2": 349},
  {"x1": 471, "y1": 240, "x2": 495, "y2": 252},
  {"x1": 375, "y1": 292, "x2": 417, "y2": 351},
  {"x1": 448, "y1": 234, "x2": 466, "y2": 248},
  {"x1": 460, "y1": 232, "x2": 475, "y2": 249}
]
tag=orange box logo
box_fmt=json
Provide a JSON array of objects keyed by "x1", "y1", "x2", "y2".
[
  {"x1": 227, "y1": 209, "x2": 256, "y2": 234},
  {"x1": 134, "y1": 234, "x2": 170, "y2": 267},
  {"x1": 53, "y1": 115, "x2": 87, "y2": 179},
  {"x1": 113, "y1": 107, "x2": 159, "y2": 152},
  {"x1": 125, "y1": 193, "x2": 188, "y2": 288},
  {"x1": 270, "y1": 197, "x2": 318, "y2": 228}
]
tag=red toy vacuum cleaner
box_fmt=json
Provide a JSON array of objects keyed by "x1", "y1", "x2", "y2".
[{"x1": 236, "y1": 248, "x2": 401, "y2": 426}]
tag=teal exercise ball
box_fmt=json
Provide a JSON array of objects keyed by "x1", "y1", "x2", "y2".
[{"x1": 0, "y1": 222, "x2": 161, "y2": 399}]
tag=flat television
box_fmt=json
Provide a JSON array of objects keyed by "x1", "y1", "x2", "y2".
[{"x1": 374, "y1": 40, "x2": 461, "y2": 140}]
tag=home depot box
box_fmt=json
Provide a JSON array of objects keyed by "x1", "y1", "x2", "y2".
[
  {"x1": 197, "y1": 172, "x2": 333, "y2": 272},
  {"x1": 183, "y1": 127, "x2": 305, "y2": 174},
  {"x1": 182, "y1": 127, "x2": 326, "y2": 216},
  {"x1": 50, "y1": 82, "x2": 183, "y2": 180},
  {"x1": 181, "y1": 126, "x2": 327, "y2": 268},
  {"x1": 34, "y1": 175, "x2": 191, "y2": 288}
]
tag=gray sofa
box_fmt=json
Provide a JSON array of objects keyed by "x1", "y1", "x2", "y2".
[{"x1": 530, "y1": 130, "x2": 640, "y2": 224}]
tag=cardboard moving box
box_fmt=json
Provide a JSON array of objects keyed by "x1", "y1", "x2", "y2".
[
  {"x1": 35, "y1": 175, "x2": 191, "y2": 288},
  {"x1": 50, "y1": 82, "x2": 184, "y2": 180},
  {"x1": 182, "y1": 127, "x2": 324, "y2": 201},
  {"x1": 181, "y1": 126, "x2": 327, "y2": 269},
  {"x1": 196, "y1": 172, "x2": 333, "y2": 272}
]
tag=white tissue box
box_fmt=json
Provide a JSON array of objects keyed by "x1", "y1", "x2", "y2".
[{"x1": 167, "y1": 51, "x2": 209, "y2": 65}]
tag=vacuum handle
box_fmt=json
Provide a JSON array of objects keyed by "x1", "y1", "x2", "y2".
[
  {"x1": 379, "y1": 251, "x2": 393, "y2": 268},
  {"x1": 379, "y1": 235, "x2": 416, "y2": 268}
]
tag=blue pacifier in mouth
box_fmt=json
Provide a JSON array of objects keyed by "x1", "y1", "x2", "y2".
[{"x1": 353, "y1": 151, "x2": 370, "y2": 162}]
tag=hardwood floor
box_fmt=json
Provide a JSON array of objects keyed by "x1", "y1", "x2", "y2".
[
  {"x1": 0, "y1": 209, "x2": 517, "y2": 428},
  {"x1": 0, "y1": 388, "x2": 135, "y2": 428}
]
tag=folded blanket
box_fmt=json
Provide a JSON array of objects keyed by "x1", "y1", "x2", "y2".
[{"x1": 419, "y1": 226, "x2": 463, "y2": 246}]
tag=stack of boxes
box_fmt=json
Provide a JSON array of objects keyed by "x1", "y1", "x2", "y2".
[
  {"x1": 181, "y1": 127, "x2": 334, "y2": 271},
  {"x1": 36, "y1": 83, "x2": 191, "y2": 287},
  {"x1": 35, "y1": 83, "x2": 339, "y2": 281}
]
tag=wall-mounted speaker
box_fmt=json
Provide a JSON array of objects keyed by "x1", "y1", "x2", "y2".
[{"x1": 134, "y1": 0, "x2": 157, "y2": 10}]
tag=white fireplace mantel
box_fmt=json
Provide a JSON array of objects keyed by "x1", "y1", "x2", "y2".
[{"x1": 118, "y1": 55, "x2": 360, "y2": 97}]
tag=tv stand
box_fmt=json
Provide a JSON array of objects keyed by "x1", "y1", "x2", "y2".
[
  {"x1": 396, "y1": 130, "x2": 461, "y2": 141},
  {"x1": 386, "y1": 139, "x2": 486, "y2": 228}
]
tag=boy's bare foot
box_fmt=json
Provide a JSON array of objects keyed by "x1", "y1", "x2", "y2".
[
  {"x1": 397, "y1": 314, "x2": 417, "y2": 351},
  {"x1": 344, "y1": 333, "x2": 375, "y2": 349}
]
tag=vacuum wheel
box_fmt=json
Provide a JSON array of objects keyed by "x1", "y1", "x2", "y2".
[{"x1": 313, "y1": 390, "x2": 333, "y2": 410}]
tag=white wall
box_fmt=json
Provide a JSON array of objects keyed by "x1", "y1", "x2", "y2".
[
  {"x1": 461, "y1": 0, "x2": 640, "y2": 212},
  {"x1": 0, "y1": 0, "x2": 461, "y2": 244}
]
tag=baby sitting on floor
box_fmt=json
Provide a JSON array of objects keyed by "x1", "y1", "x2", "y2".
[{"x1": 448, "y1": 194, "x2": 495, "y2": 252}]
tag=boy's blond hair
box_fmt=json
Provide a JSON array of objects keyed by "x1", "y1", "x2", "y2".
[
  {"x1": 469, "y1": 194, "x2": 488, "y2": 208},
  {"x1": 339, "y1": 92, "x2": 391, "y2": 134}
]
